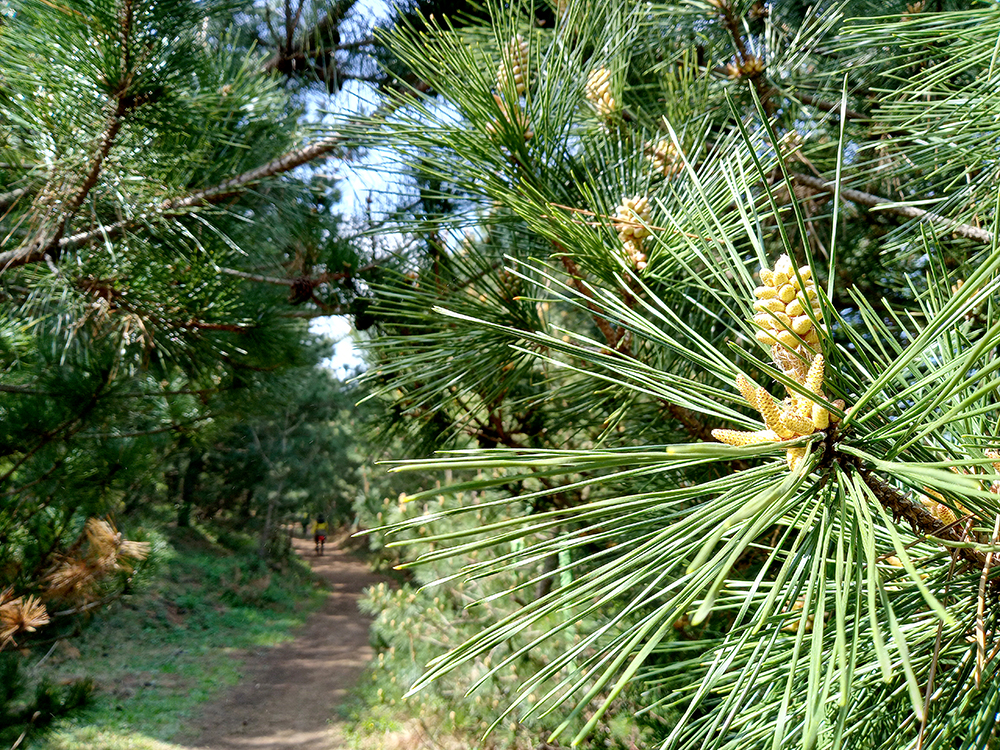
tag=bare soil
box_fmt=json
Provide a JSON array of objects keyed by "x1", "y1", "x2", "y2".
[{"x1": 178, "y1": 536, "x2": 386, "y2": 750}]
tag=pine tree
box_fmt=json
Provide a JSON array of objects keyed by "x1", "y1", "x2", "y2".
[
  {"x1": 0, "y1": 0, "x2": 405, "y2": 719},
  {"x1": 0, "y1": 0, "x2": 401, "y2": 734},
  {"x1": 352, "y1": 1, "x2": 1000, "y2": 747}
]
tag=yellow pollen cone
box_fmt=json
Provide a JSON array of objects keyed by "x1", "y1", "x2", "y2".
[
  {"x1": 786, "y1": 446, "x2": 807, "y2": 471},
  {"x1": 736, "y1": 374, "x2": 758, "y2": 407},
  {"x1": 781, "y1": 413, "x2": 815, "y2": 435},
  {"x1": 805, "y1": 355, "x2": 825, "y2": 395},
  {"x1": 811, "y1": 403, "x2": 829, "y2": 430}
]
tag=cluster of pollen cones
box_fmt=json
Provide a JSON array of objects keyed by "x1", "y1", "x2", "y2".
[
  {"x1": 487, "y1": 35, "x2": 532, "y2": 140},
  {"x1": 713, "y1": 255, "x2": 846, "y2": 470},
  {"x1": 585, "y1": 67, "x2": 616, "y2": 118},
  {"x1": 612, "y1": 195, "x2": 651, "y2": 271}
]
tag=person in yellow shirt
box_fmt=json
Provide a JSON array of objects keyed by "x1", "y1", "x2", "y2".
[{"x1": 311, "y1": 515, "x2": 328, "y2": 555}]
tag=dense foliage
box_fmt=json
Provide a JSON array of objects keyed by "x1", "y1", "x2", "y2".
[
  {"x1": 0, "y1": 0, "x2": 394, "y2": 739},
  {"x1": 349, "y1": 0, "x2": 1000, "y2": 748}
]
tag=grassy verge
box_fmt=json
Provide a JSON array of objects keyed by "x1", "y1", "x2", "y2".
[{"x1": 26, "y1": 524, "x2": 326, "y2": 750}]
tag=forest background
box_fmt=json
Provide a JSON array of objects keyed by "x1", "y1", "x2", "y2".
[{"x1": 4, "y1": 0, "x2": 1000, "y2": 748}]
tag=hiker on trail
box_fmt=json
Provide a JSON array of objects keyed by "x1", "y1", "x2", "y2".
[{"x1": 311, "y1": 515, "x2": 328, "y2": 555}]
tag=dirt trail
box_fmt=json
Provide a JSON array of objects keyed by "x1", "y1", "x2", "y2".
[{"x1": 179, "y1": 536, "x2": 385, "y2": 750}]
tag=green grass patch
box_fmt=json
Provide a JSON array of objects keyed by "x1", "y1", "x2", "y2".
[{"x1": 28, "y1": 525, "x2": 326, "y2": 750}]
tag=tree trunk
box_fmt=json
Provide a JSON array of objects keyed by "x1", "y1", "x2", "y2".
[{"x1": 177, "y1": 453, "x2": 203, "y2": 528}]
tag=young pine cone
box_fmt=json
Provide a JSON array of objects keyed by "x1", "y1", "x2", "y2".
[
  {"x1": 485, "y1": 94, "x2": 533, "y2": 140},
  {"x1": 739, "y1": 55, "x2": 766, "y2": 77},
  {"x1": 622, "y1": 238, "x2": 647, "y2": 272},
  {"x1": 497, "y1": 34, "x2": 530, "y2": 97},
  {"x1": 585, "y1": 67, "x2": 617, "y2": 117}
]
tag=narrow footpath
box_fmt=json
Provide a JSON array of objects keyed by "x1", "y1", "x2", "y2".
[{"x1": 179, "y1": 536, "x2": 385, "y2": 750}]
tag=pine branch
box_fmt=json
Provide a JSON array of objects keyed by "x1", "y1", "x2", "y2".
[
  {"x1": 714, "y1": 1, "x2": 775, "y2": 117},
  {"x1": 792, "y1": 173, "x2": 994, "y2": 244},
  {"x1": 6, "y1": 111, "x2": 124, "y2": 270},
  {"x1": 0, "y1": 81, "x2": 432, "y2": 275},
  {"x1": 556, "y1": 249, "x2": 739, "y2": 452},
  {"x1": 262, "y1": 35, "x2": 377, "y2": 72},
  {"x1": 0, "y1": 134, "x2": 344, "y2": 273},
  {"x1": 80, "y1": 414, "x2": 213, "y2": 438},
  {"x1": 0, "y1": 384, "x2": 48, "y2": 395},
  {"x1": 557, "y1": 252, "x2": 623, "y2": 353},
  {"x1": 795, "y1": 92, "x2": 869, "y2": 122},
  {"x1": 260, "y1": 0, "x2": 356, "y2": 74},
  {"x1": 1, "y1": 0, "x2": 140, "y2": 271},
  {"x1": 0, "y1": 186, "x2": 28, "y2": 212},
  {"x1": 854, "y1": 463, "x2": 994, "y2": 577},
  {"x1": 282, "y1": 307, "x2": 349, "y2": 317},
  {"x1": 0, "y1": 366, "x2": 113, "y2": 487},
  {"x1": 218, "y1": 263, "x2": 375, "y2": 286}
]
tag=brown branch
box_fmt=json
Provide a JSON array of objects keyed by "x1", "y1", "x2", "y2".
[
  {"x1": 795, "y1": 92, "x2": 869, "y2": 122},
  {"x1": 260, "y1": 0, "x2": 356, "y2": 74},
  {"x1": 855, "y1": 464, "x2": 994, "y2": 575},
  {"x1": 791, "y1": 173, "x2": 994, "y2": 245},
  {"x1": 976, "y1": 515, "x2": 1000, "y2": 687},
  {"x1": 0, "y1": 384, "x2": 49, "y2": 395},
  {"x1": 0, "y1": 80, "x2": 434, "y2": 275},
  {"x1": 0, "y1": 59, "x2": 434, "y2": 276},
  {"x1": 166, "y1": 135, "x2": 345, "y2": 211},
  {"x1": 217, "y1": 264, "x2": 375, "y2": 286},
  {"x1": 664, "y1": 402, "x2": 716, "y2": 443},
  {"x1": 160, "y1": 317, "x2": 257, "y2": 332},
  {"x1": 262, "y1": 36, "x2": 377, "y2": 72},
  {"x1": 714, "y1": 1, "x2": 775, "y2": 117},
  {"x1": 4, "y1": 112, "x2": 124, "y2": 271},
  {"x1": 557, "y1": 252, "x2": 623, "y2": 354},
  {"x1": 282, "y1": 308, "x2": 349, "y2": 317},
  {"x1": 80, "y1": 414, "x2": 213, "y2": 439},
  {"x1": 0, "y1": 134, "x2": 345, "y2": 274},
  {"x1": 0, "y1": 0, "x2": 142, "y2": 272},
  {"x1": 0, "y1": 186, "x2": 28, "y2": 212}
]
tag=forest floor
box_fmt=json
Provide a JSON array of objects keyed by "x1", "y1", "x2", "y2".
[{"x1": 175, "y1": 535, "x2": 386, "y2": 750}]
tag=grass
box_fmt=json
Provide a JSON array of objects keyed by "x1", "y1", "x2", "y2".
[{"x1": 26, "y1": 523, "x2": 326, "y2": 750}]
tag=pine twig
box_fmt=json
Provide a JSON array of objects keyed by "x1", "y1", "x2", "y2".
[
  {"x1": 791, "y1": 173, "x2": 994, "y2": 245},
  {"x1": 976, "y1": 515, "x2": 1000, "y2": 687},
  {"x1": 795, "y1": 92, "x2": 869, "y2": 122},
  {"x1": 0, "y1": 136, "x2": 343, "y2": 273},
  {"x1": 259, "y1": 0, "x2": 356, "y2": 74},
  {"x1": 555, "y1": 248, "x2": 736, "y2": 451},
  {"x1": 855, "y1": 464, "x2": 994, "y2": 577},
  {"x1": 714, "y1": 0, "x2": 775, "y2": 117},
  {"x1": 0, "y1": 186, "x2": 29, "y2": 212},
  {"x1": 557, "y1": 252, "x2": 623, "y2": 354},
  {"x1": 0, "y1": 81, "x2": 432, "y2": 275},
  {"x1": 2, "y1": 0, "x2": 138, "y2": 271}
]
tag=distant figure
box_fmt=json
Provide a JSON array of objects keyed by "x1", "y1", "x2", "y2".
[{"x1": 312, "y1": 515, "x2": 328, "y2": 555}]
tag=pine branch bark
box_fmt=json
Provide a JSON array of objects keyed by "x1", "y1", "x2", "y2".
[
  {"x1": 854, "y1": 463, "x2": 994, "y2": 577},
  {"x1": 792, "y1": 173, "x2": 994, "y2": 245}
]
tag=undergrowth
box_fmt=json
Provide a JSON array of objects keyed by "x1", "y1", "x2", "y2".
[{"x1": 347, "y1": 493, "x2": 667, "y2": 750}]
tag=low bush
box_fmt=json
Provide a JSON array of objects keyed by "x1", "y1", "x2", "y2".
[{"x1": 351, "y1": 493, "x2": 667, "y2": 749}]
